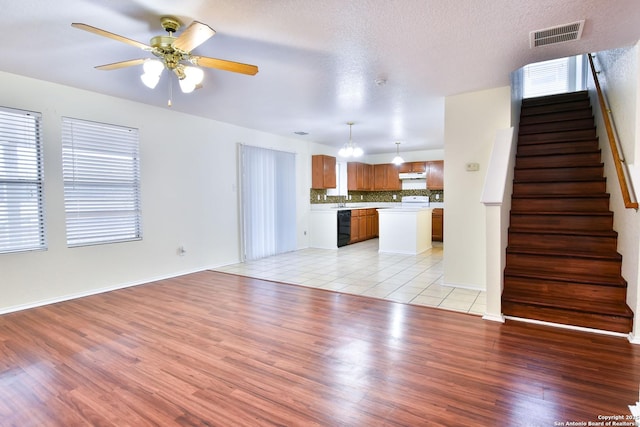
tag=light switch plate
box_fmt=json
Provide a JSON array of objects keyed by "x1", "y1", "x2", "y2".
[{"x1": 465, "y1": 162, "x2": 480, "y2": 171}]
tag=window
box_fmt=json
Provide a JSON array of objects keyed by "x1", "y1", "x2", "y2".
[
  {"x1": 62, "y1": 117, "x2": 141, "y2": 247},
  {"x1": 0, "y1": 107, "x2": 46, "y2": 253},
  {"x1": 523, "y1": 55, "x2": 586, "y2": 98}
]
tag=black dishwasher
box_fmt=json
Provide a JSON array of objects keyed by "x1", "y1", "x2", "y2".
[{"x1": 337, "y1": 210, "x2": 351, "y2": 247}]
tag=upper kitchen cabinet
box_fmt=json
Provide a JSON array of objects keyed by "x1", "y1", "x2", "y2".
[
  {"x1": 374, "y1": 163, "x2": 401, "y2": 191},
  {"x1": 311, "y1": 155, "x2": 336, "y2": 189},
  {"x1": 347, "y1": 162, "x2": 373, "y2": 191},
  {"x1": 398, "y1": 161, "x2": 426, "y2": 173},
  {"x1": 427, "y1": 160, "x2": 444, "y2": 190}
]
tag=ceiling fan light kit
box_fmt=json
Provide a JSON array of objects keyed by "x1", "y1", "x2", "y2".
[
  {"x1": 338, "y1": 122, "x2": 364, "y2": 158},
  {"x1": 140, "y1": 59, "x2": 164, "y2": 89},
  {"x1": 71, "y1": 16, "x2": 258, "y2": 99}
]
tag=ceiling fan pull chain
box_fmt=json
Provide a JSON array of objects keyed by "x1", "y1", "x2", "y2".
[{"x1": 168, "y1": 77, "x2": 173, "y2": 107}]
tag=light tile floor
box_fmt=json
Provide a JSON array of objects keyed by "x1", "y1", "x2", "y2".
[{"x1": 214, "y1": 239, "x2": 487, "y2": 315}]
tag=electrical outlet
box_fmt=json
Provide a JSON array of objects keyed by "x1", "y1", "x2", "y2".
[{"x1": 392, "y1": 194, "x2": 397, "y2": 200}]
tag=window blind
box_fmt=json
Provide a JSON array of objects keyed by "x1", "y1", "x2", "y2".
[
  {"x1": 523, "y1": 57, "x2": 571, "y2": 98},
  {"x1": 62, "y1": 117, "x2": 141, "y2": 247},
  {"x1": 0, "y1": 107, "x2": 46, "y2": 253}
]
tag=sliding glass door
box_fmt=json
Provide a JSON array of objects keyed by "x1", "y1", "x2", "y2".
[{"x1": 239, "y1": 144, "x2": 296, "y2": 261}]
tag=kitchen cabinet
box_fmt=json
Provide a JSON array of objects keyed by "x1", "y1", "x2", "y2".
[
  {"x1": 347, "y1": 162, "x2": 374, "y2": 191},
  {"x1": 432, "y1": 208, "x2": 443, "y2": 241},
  {"x1": 349, "y1": 208, "x2": 379, "y2": 243},
  {"x1": 311, "y1": 155, "x2": 336, "y2": 189},
  {"x1": 427, "y1": 160, "x2": 444, "y2": 190},
  {"x1": 398, "y1": 161, "x2": 426, "y2": 173},
  {"x1": 374, "y1": 163, "x2": 401, "y2": 191},
  {"x1": 363, "y1": 164, "x2": 374, "y2": 190},
  {"x1": 366, "y1": 208, "x2": 378, "y2": 238},
  {"x1": 349, "y1": 209, "x2": 363, "y2": 243}
]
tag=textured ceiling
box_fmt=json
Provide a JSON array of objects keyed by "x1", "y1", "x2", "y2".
[{"x1": 2, "y1": 1, "x2": 640, "y2": 154}]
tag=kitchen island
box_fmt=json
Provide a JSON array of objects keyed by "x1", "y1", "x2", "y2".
[
  {"x1": 377, "y1": 207, "x2": 433, "y2": 255},
  {"x1": 309, "y1": 203, "x2": 396, "y2": 249}
]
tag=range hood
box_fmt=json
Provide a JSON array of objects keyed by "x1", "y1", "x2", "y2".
[{"x1": 399, "y1": 172, "x2": 427, "y2": 180}]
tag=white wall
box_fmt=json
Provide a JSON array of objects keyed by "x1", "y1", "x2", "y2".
[
  {"x1": 0, "y1": 71, "x2": 312, "y2": 313},
  {"x1": 443, "y1": 86, "x2": 512, "y2": 290},
  {"x1": 588, "y1": 45, "x2": 640, "y2": 341}
]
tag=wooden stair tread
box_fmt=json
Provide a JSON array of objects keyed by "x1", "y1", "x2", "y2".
[
  {"x1": 511, "y1": 193, "x2": 609, "y2": 199},
  {"x1": 520, "y1": 100, "x2": 591, "y2": 116},
  {"x1": 516, "y1": 151, "x2": 600, "y2": 159},
  {"x1": 514, "y1": 163, "x2": 604, "y2": 169},
  {"x1": 519, "y1": 111, "x2": 593, "y2": 125},
  {"x1": 512, "y1": 179, "x2": 606, "y2": 185},
  {"x1": 504, "y1": 266, "x2": 627, "y2": 287},
  {"x1": 518, "y1": 136, "x2": 598, "y2": 144},
  {"x1": 506, "y1": 246, "x2": 621, "y2": 261},
  {"x1": 521, "y1": 91, "x2": 589, "y2": 105},
  {"x1": 519, "y1": 126, "x2": 596, "y2": 136},
  {"x1": 502, "y1": 291, "x2": 633, "y2": 317},
  {"x1": 510, "y1": 210, "x2": 611, "y2": 216},
  {"x1": 507, "y1": 228, "x2": 617, "y2": 238}
]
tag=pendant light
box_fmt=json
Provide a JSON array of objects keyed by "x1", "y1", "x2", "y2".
[
  {"x1": 338, "y1": 122, "x2": 363, "y2": 158},
  {"x1": 392, "y1": 142, "x2": 404, "y2": 165}
]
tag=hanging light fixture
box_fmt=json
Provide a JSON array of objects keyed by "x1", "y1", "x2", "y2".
[
  {"x1": 338, "y1": 122, "x2": 364, "y2": 158},
  {"x1": 392, "y1": 142, "x2": 404, "y2": 165}
]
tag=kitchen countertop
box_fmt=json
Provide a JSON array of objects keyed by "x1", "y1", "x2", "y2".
[
  {"x1": 311, "y1": 202, "x2": 444, "y2": 211},
  {"x1": 380, "y1": 207, "x2": 433, "y2": 212}
]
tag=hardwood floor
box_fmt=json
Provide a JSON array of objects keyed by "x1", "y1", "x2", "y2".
[{"x1": 1, "y1": 270, "x2": 639, "y2": 426}]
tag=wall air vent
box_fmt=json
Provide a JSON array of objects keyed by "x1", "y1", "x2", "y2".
[{"x1": 530, "y1": 20, "x2": 585, "y2": 48}]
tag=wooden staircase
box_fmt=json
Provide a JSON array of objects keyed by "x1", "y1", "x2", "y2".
[{"x1": 502, "y1": 91, "x2": 634, "y2": 334}]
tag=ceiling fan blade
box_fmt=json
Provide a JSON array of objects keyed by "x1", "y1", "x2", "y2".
[
  {"x1": 72, "y1": 23, "x2": 151, "y2": 51},
  {"x1": 95, "y1": 59, "x2": 148, "y2": 71},
  {"x1": 191, "y1": 56, "x2": 259, "y2": 76},
  {"x1": 173, "y1": 21, "x2": 216, "y2": 53}
]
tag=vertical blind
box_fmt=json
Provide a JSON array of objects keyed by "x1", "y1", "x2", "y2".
[
  {"x1": 240, "y1": 145, "x2": 296, "y2": 261},
  {"x1": 0, "y1": 107, "x2": 46, "y2": 253},
  {"x1": 62, "y1": 117, "x2": 141, "y2": 247}
]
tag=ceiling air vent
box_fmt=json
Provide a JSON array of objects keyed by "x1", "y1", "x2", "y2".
[{"x1": 530, "y1": 20, "x2": 585, "y2": 48}]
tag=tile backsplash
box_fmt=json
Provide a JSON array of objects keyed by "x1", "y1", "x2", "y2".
[{"x1": 310, "y1": 188, "x2": 444, "y2": 204}]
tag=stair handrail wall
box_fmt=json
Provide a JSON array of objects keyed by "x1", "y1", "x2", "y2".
[{"x1": 587, "y1": 53, "x2": 639, "y2": 210}]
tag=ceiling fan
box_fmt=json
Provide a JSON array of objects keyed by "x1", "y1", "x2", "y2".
[{"x1": 71, "y1": 17, "x2": 259, "y2": 96}]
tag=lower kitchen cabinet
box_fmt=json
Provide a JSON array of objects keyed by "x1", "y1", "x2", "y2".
[
  {"x1": 350, "y1": 209, "x2": 362, "y2": 243},
  {"x1": 350, "y1": 208, "x2": 379, "y2": 243},
  {"x1": 432, "y1": 208, "x2": 443, "y2": 241}
]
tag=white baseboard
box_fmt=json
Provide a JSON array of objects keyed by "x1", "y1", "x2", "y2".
[
  {"x1": 628, "y1": 332, "x2": 640, "y2": 345},
  {"x1": 483, "y1": 313, "x2": 505, "y2": 323},
  {"x1": 0, "y1": 266, "x2": 217, "y2": 316},
  {"x1": 441, "y1": 281, "x2": 485, "y2": 292}
]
